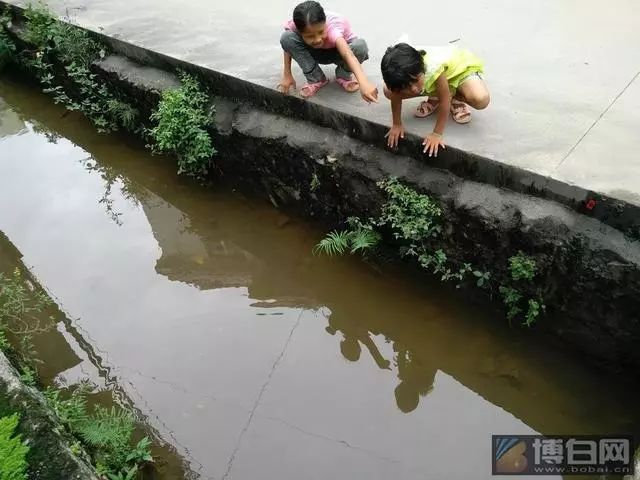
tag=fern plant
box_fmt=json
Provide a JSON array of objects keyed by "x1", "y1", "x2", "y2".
[
  {"x1": 314, "y1": 218, "x2": 380, "y2": 256},
  {"x1": 0, "y1": 414, "x2": 29, "y2": 480},
  {"x1": 79, "y1": 406, "x2": 135, "y2": 471}
]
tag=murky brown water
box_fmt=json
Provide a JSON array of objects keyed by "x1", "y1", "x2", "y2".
[{"x1": 0, "y1": 76, "x2": 638, "y2": 480}]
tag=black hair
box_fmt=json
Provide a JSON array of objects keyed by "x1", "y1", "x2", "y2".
[
  {"x1": 292, "y1": 1, "x2": 326, "y2": 32},
  {"x1": 380, "y1": 43, "x2": 425, "y2": 91}
]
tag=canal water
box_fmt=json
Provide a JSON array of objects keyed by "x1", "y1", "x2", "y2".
[{"x1": 0, "y1": 76, "x2": 638, "y2": 479}]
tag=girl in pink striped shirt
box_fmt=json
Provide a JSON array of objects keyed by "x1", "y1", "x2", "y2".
[{"x1": 278, "y1": 1, "x2": 378, "y2": 102}]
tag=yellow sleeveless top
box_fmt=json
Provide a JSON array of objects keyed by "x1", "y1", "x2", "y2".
[{"x1": 420, "y1": 45, "x2": 484, "y2": 95}]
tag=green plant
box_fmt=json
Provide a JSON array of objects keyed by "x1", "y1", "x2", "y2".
[
  {"x1": 0, "y1": 9, "x2": 16, "y2": 71},
  {"x1": 473, "y1": 270, "x2": 491, "y2": 288},
  {"x1": 377, "y1": 178, "x2": 442, "y2": 242},
  {"x1": 0, "y1": 268, "x2": 52, "y2": 331},
  {"x1": 107, "y1": 465, "x2": 138, "y2": 480},
  {"x1": 509, "y1": 252, "x2": 537, "y2": 281},
  {"x1": 18, "y1": 3, "x2": 138, "y2": 133},
  {"x1": 499, "y1": 286, "x2": 523, "y2": 321},
  {"x1": 23, "y1": 2, "x2": 55, "y2": 48},
  {"x1": 45, "y1": 385, "x2": 151, "y2": 475},
  {"x1": 19, "y1": 365, "x2": 37, "y2": 387},
  {"x1": 126, "y1": 437, "x2": 153, "y2": 465},
  {"x1": 0, "y1": 268, "x2": 52, "y2": 380},
  {"x1": 78, "y1": 406, "x2": 135, "y2": 471},
  {"x1": 0, "y1": 330, "x2": 9, "y2": 352},
  {"x1": 314, "y1": 217, "x2": 380, "y2": 256},
  {"x1": 49, "y1": 19, "x2": 102, "y2": 67},
  {"x1": 44, "y1": 386, "x2": 89, "y2": 429},
  {"x1": 310, "y1": 172, "x2": 320, "y2": 192},
  {"x1": 0, "y1": 414, "x2": 29, "y2": 480},
  {"x1": 524, "y1": 299, "x2": 545, "y2": 327},
  {"x1": 149, "y1": 72, "x2": 216, "y2": 179}
]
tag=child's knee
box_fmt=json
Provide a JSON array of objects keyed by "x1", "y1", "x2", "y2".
[
  {"x1": 349, "y1": 38, "x2": 369, "y2": 63},
  {"x1": 383, "y1": 85, "x2": 393, "y2": 99},
  {"x1": 468, "y1": 90, "x2": 490, "y2": 109},
  {"x1": 472, "y1": 90, "x2": 491, "y2": 110},
  {"x1": 280, "y1": 30, "x2": 299, "y2": 52}
]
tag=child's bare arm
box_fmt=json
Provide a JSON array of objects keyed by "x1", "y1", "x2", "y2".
[
  {"x1": 335, "y1": 37, "x2": 378, "y2": 103},
  {"x1": 278, "y1": 52, "x2": 296, "y2": 94},
  {"x1": 385, "y1": 93, "x2": 405, "y2": 148},
  {"x1": 423, "y1": 73, "x2": 449, "y2": 157}
]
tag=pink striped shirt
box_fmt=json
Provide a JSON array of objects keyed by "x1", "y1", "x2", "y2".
[{"x1": 284, "y1": 12, "x2": 357, "y2": 49}]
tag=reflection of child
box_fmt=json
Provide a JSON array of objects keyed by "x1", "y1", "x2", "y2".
[
  {"x1": 278, "y1": 1, "x2": 378, "y2": 102},
  {"x1": 381, "y1": 43, "x2": 490, "y2": 157}
]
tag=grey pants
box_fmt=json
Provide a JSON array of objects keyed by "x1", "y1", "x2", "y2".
[{"x1": 280, "y1": 30, "x2": 369, "y2": 83}]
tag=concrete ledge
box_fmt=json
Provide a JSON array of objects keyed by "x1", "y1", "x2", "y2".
[{"x1": 2, "y1": 0, "x2": 639, "y2": 238}]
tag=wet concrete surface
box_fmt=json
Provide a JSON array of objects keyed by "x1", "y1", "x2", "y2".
[
  {"x1": 2, "y1": 78, "x2": 640, "y2": 479},
  {"x1": 4, "y1": 0, "x2": 640, "y2": 205}
]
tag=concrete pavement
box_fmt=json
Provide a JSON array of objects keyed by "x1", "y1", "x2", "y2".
[{"x1": 6, "y1": 0, "x2": 640, "y2": 205}]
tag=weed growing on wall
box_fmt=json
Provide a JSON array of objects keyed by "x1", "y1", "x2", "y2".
[
  {"x1": 45, "y1": 386, "x2": 154, "y2": 477},
  {"x1": 0, "y1": 8, "x2": 16, "y2": 71},
  {"x1": 8, "y1": 3, "x2": 138, "y2": 133},
  {"x1": 0, "y1": 414, "x2": 29, "y2": 480},
  {"x1": 149, "y1": 72, "x2": 216, "y2": 179},
  {"x1": 314, "y1": 217, "x2": 381, "y2": 256},
  {"x1": 500, "y1": 251, "x2": 545, "y2": 326},
  {"x1": 1, "y1": 266, "x2": 154, "y2": 478},
  {"x1": 315, "y1": 178, "x2": 546, "y2": 326}
]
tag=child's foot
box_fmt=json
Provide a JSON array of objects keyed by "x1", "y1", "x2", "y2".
[
  {"x1": 300, "y1": 79, "x2": 329, "y2": 98},
  {"x1": 415, "y1": 97, "x2": 440, "y2": 118},
  {"x1": 335, "y1": 76, "x2": 359, "y2": 93},
  {"x1": 450, "y1": 99, "x2": 472, "y2": 124}
]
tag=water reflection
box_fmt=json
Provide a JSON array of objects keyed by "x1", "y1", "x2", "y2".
[
  {"x1": 1, "y1": 76, "x2": 639, "y2": 479},
  {"x1": 0, "y1": 229, "x2": 196, "y2": 478}
]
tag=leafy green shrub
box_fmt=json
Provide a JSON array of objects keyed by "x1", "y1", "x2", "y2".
[
  {"x1": 509, "y1": 252, "x2": 537, "y2": 281},
  {"x1": 45, "y1": 386, "x2": 153, "y2": 476},
  {"x1": 0, "y1": 268, "x2": 51, "y2": 329},
  {"x1": 44, "y1": 386, "x2": 89, "y2": 429},
  {"x1": 149, "y1": 72, "x2": 216, "y2": 179},
  {"x1": 22, "y1": 2, "x2": 54, "y2": 48},
  {"x1": 0, "y1": 414, "x2": 29, "y2": 480},
  {"x1": 18, "y1": 3, "x2": 138, "y2": 133},
  {"x1": 378, "y1": 178, "x2": 442, "y2": 242},
  {"x1": 499, "y1": 286, "x2": 523, "y2": 321}
]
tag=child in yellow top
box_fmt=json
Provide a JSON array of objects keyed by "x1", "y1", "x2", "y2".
[{"x1": 381, "y1": 43, "x2": 490, "y2": 157}]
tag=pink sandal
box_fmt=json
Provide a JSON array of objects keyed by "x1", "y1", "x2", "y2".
[
  {"x1": 335, "y1": 76, "x2": 359, "y2": 93},
  {"x1": 450, "y1": 99, "x2": 472, "y2": 124},
  {"x1": 415, "y1": 97, "x2": 440, "y2": 118},
  {"x1": 300, "y1": 79, "x2": 329, "y2": 98}
]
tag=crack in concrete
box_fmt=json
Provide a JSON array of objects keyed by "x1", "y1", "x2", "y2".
[
  {"x1": 556, "y1": 69, "x2": 640, "y2": 169},
  {"x1": 261, "y1": 414, "x2": 403, "y2": 466},
  {"x1": 221, "y1": 309, "x2": 305, "y2": 480}
]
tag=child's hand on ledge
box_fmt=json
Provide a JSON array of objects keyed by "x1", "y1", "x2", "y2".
[
  {"x1": 277, "y1": 74, "x2": 297, "y2": 95},
  {"x1": 385, "y1": 124, "x2": 405, "y2": 148},
  {"x1": 423, "y1": 132, "x2": 445, "y2": 157},
  {"x1": 359, "y1": 81, "x2": 379, "y2": 103}
]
